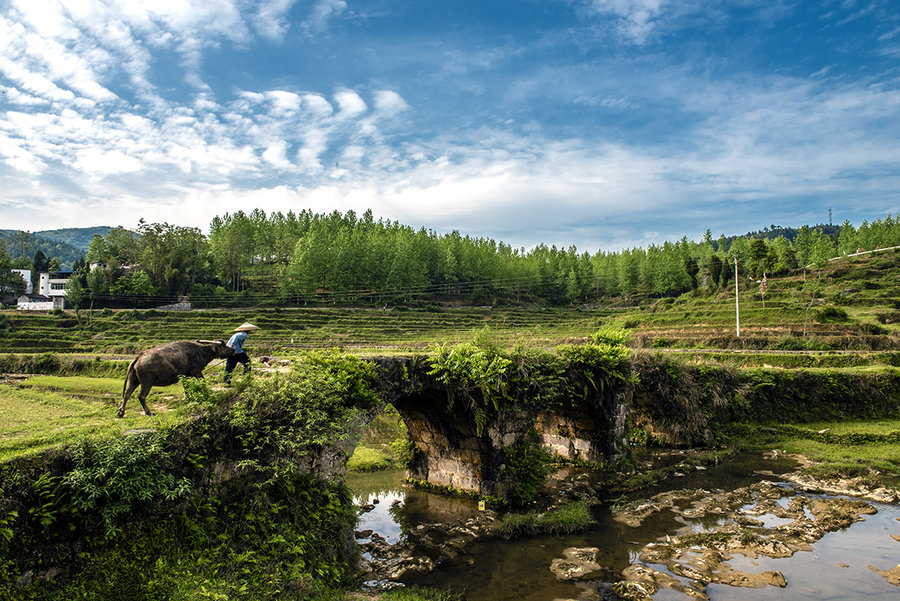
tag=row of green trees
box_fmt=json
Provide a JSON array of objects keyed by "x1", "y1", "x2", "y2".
[{"x1": 5, "y1": 210, "x2": 900, "y2": 307}]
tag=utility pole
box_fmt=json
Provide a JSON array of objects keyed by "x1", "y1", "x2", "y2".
[{"x1": 734, "y1": 257, "x2": 740, "y2": 337}]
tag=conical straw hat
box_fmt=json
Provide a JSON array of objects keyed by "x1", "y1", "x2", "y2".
[{"x1": 233, "y1": 322, "x2": 260, "y2": 332}]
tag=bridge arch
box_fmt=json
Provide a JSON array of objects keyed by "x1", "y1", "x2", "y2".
[{"x1": 363, "y1": 357, "x2": 629, "y2": 500}]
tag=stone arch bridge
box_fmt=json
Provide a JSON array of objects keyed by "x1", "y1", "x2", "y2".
[{"x1": 351, "y1": 357, "x2": 629, "y2": 499}]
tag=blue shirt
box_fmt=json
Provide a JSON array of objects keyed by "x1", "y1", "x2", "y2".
[{"x1": 227, "y1": 331, "x2": 248, "y2": 354}]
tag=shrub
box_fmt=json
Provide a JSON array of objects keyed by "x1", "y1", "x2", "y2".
[
  {"x1": 63, "y1": 432, "x2": 190, "y2": 534},
  {"x1": 817, "y1": 306, "x2": 849, "y2": 323},
  {"x1": 389, "y1": 438, "x2": 418, "y2": 468},
  {"x1": 774, "y1": 335, "x2": 807, "y2": 350},
  {"x1": 498, "y1": 431, "x2": 552, "y2": 506}
]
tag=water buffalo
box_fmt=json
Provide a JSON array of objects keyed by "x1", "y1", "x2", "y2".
[{"x1": 118, "y1": 340, "x2": 235, "y2": 417}]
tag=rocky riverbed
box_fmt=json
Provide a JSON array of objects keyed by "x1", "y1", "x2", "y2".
[
  {"x1": 556, "y1": 480, "x2": 889, "y2": 600},
  {"x1": 349, "y1": 454, "x2": 900, "y2": 600}
]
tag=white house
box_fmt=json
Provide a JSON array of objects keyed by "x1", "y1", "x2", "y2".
[
  {"x1": 38, "y1": 271, "x2": 72, "y2": 297},
  {"x1": 16, "y1": 271, "x2": 72, "y2": 310}
]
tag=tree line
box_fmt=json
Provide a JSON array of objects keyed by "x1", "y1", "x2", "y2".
[{"x1": 4, "y1": 210, "x2": 900, "y2": 308}]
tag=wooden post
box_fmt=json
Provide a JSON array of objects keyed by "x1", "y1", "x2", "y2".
[{"x1": 734, "y1": 257, "x2": 740, "y2": 337}]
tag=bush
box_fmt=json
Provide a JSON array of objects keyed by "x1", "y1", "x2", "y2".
[
  {"x1": 389, "y1": 438, "x2": 418, "y2": 468},
  {"x1": 774, "y1": 335, "x2": 807, "y2": 350},
  {"x1": 817, "y1": 306, "x2": 849, "y2": 323},
  {"x1": 63, "y1": 432, "x2": 190, "y2": 533},
  {"x1": 498, "y1": 431, "x2": 552, "y2": 506}
]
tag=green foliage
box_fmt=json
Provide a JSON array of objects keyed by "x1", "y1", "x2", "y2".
[
  {"x1": 428, "y1": 339, "x2": 512, "y2": 435},
  {"x1": 389, "y1": 438, "x2": 418, "y2": 468},
  {"x1": 346, "y1": 446, "x2": 393, "y2": 472},
  {"x1": 181, "y1": 376, "x2": 238, "y2": 413},
  {"x1": 816, "y1": 306, "x2": 849, "y2": 323},
  {"x1": 382, "y1": 587, "x2": 465, "y2": 601},
  {"x1": 2, "y1": 472, "x2": 359, "y2": 601},
  {"x1": 14, "y1": 212, "x2": 900, "y2": 307},
  {"x1": 496, "y1": 500, "x2": 596, "y2": 538},
  {"x1": 591, "y1": 327, "x2": 630, "y2": 346},
  {"x1": 557, "y1": 332, "x2": 632, "y2": 392},
  {"x1": 63, "y1": 432, "x2": 191, "y2": 534},
  {"x1": 498, "y1": 431, "x2": 552, "y2": 506},
  {"x1": 226, "y1": 351, "x2": 381, "y2": 472}
]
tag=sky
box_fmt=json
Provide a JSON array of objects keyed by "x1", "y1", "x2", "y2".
[{"x1": 1, "y1": 0, "x2": 899, "y2": 253}]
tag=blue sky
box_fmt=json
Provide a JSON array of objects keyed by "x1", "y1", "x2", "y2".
[{"x1": 1, "y1": 0, "x2": 898, "y2": 252}]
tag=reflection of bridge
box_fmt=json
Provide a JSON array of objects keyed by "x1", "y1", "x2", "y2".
[{"x1": 364, "y1": 358, "x2": 628, "y2": 499}]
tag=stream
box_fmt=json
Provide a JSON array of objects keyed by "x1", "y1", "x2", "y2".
[{"x1": 344, "y1": 454, "x2": 900, "y2": 601}]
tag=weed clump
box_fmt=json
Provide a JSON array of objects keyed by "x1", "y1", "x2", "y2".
[{"x1": 497, "y1": 500, "x2": 596, "y2": 538}]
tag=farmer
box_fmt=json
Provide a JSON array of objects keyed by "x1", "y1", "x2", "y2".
[{"x1": 224, "y1": 322, "x2": 258, "y2": 383}]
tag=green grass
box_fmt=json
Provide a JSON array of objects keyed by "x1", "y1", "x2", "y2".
[
  {"x1": 0, "y1": 376, "x2": 187, "y2": 462},
  {"x1": 733, "y1": 419, "x2": 900, "y2": 488},
  {"x1": 496, "y1": 500, "x2": 596, "y2": 538},
  {"x1": 779, "y1": 438, "x2": 900, "y2": 478},
  {"x1": 788, "y1": 419, "x2": 900, "y2": 436},
  {"x1": 346, "y1": 446, "x2": 393, "y2": 472},
  {"x1": 380, "y1": 588, "x2": 464, "y2": 601}
]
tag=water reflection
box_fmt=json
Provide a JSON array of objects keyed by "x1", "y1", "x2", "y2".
[{"x1": 343, "y1": 456, "x2": 900, "y2": 601}]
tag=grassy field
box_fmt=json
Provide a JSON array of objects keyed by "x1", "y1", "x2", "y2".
[{"x1": 0, "y1": 375, "x2": 188, "y2": 462}]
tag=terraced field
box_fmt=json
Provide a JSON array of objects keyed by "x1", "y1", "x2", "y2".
[
  {"x1": 0, "y1": 305, "x2": 610, "y2": 357},
  {"x1": 1, "y1": 248, "x2": 899, "y2": 364}
]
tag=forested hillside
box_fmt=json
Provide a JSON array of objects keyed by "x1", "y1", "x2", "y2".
[
  {"x1": 0, "y1": 230, "x2": 87, "y2": 270},
  {"x1": 3, "y1": 210, "x2": 900, "y2": 308},
  {"x1": 35, "y1": 226, "x2": 113, "y2": 251}
]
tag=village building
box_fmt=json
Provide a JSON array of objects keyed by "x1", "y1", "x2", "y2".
[{"x1": 15, "y1": 271, "x2": 72, "y2": 310}]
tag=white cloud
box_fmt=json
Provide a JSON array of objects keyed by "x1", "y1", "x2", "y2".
[
  {"x1": 73, "y1": 148, "x2": 142, "y2": 178},
  {"x1": 297, "y1": 128, "x2": 329, "y2": 172},
  {"x1": 587, "y1": 0, "x2": 670, "y2": 43},
  {"x1": 373, "y1": 90, "x2": 410, "y2": 116},
  {"x1": 334, "y1": 89, "x2": 368, "y2": 118},
  {"x1": 0, "y1": 133, "x2": 46, "y2": 175},
  {"x1": 303, "y1": 93, "x2": 334, "y2": 117},
  {"x1": 265, "y1": 90, "x2": 303, "y2": 116},
  {"x1": 252, "y1": 0, "x2": 298, "y2": 40},
  {"x1": 303, "y1": 0, "x2": 347, "y2": 35},
  {"x1": 262, "y1": 140, "x2": 292, "y2": 168}
]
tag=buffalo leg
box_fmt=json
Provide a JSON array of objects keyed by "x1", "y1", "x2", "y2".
[
  {"x1": 137, "y1": 385, "x2": 154, "y2": 416},
  {"x1": 118, "y1": 379, "x2": 139, "y2": 418}
]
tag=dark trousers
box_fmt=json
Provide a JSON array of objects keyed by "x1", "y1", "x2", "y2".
[{"x1": 224, "y1": 352, "x2": 250, "y2": 381}]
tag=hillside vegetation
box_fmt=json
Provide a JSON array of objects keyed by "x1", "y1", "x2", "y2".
[
  {"x1": 4, "y1": 210, "x2": 900, "y2": 309},
  {"x1": 2, "y1": 245, "x2": 899, "y2": 364}
]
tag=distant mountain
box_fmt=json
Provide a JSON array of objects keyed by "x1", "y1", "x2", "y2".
[
  {"x1": 35, "y1": 226, "x2": 113, "y2": 251},
  {"x1": 0, "y1": 228, "x2": 100, "y2": 269}
]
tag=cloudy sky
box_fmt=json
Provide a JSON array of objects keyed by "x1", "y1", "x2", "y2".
[{"x1": 1, "y1": 0, "x2": 898, "y2": 252}]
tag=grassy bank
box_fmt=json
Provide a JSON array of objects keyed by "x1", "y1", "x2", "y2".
[
  {"x1": 729, "y1": 419, "x2": 900, "y2": 489},
  {"x1": 0, "y1": 375, "x2": 188, "y2": 462},
  {"x1": 0, "y1": 353, "x2": 382, "y2": 600}
]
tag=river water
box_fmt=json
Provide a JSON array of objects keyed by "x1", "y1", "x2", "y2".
[{"x1": 345, "y1": 455, "x2": 900, "y2": 601}]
